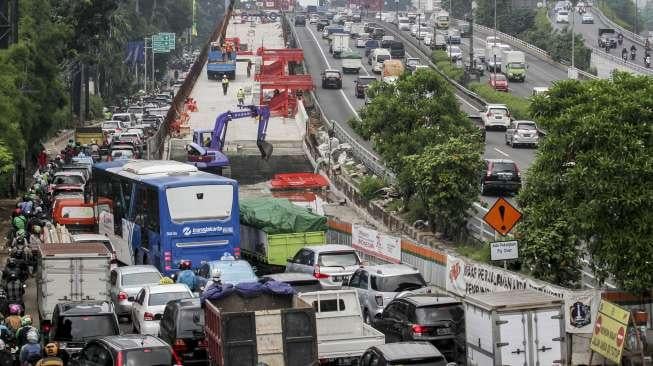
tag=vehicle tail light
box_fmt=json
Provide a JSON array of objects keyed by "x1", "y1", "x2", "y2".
[
  {"x1": 144, "y1": 312, "x2": 155, "y2": 321},
  {"x1": 172, "y1": 349, "x2": 184, "y2": 366},
  {"x1": 515, "y1": 164, "x2": 521, "y2": 178},
  {"x1": 198, "y1": 339, "x2": 208, "y2": 348},
  {"x1": 118, "y1": 292, "x2": 128, "y2": 301},
  {"x1": 486, "y1": 161, "x2": 493, "y2": 178},
  {"x1": 164, "y1": 251, "x2": 172, "y2": 271},
  {"x1": 313, "y1": 266, "x2": 330, "y2": 279},
  {"x1": 233, "y1": 247, "x2": 241, "y2": 258},
  {"x1": 374, "y1": 295, "x2": 383, "y2": 306},
  {"x1": 173, "y1": 339, "x2": 187, "y2": 352},
  {"x1": 116, "y1": 352, "x2": 124, "y2": 366},
  {"x1": 411, "y1": 324, "x2": 429, "y2": 334}
]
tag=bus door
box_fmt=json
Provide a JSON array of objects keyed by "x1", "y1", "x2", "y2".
[{"x1": 131, "y1": 185, "x2": 162, "y2": 268}]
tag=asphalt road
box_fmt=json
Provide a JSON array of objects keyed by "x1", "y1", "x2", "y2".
[{"x1": 294, "y1": 22, "x2": 536, "y2": 205}]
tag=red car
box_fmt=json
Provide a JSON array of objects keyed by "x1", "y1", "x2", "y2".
[{"x1": 489, "y1": 73, "x2": 509, "y2": 92}]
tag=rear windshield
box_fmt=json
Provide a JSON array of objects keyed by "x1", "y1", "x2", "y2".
[
  {"x1": 359, "y1": 78, "x2": 377, "y2": 85},
  {"x1": 388, "y1": 358, "x2": 447, "y2": 365},
  {"x1": 211, "y1": 261, "x2": 258, "y2": 284},
  {"x1": 53, "y1": 175, "x2": 84, "y2": 185},
  {"x1": 366, "y1": 41, "x2": 379, "y2": 48},
  {"x1": 517, "y1": 123, "x2": 536, "y2": 130},
  {"x1": 489, "y1": 108, "x2": 508, "y2": 115},
  {"x1": 490, "y1": 162, "x2": 517, "y2": 172},
  {"x1": 113, "y1": 115, "x2": 131, "y2": 123},
  {"x1": 111, "y1": 150, "x2": 134, "y2": 159},
  {"x1": 415, "y1": 304, "x2": 465, "y2": 325},
  {"x1": 166, "y1": 184, "x2": 234, "y2": 221},
  {"x1": 371, "y1": 273, "x2": 427, "y2": 292},
  {"x1": 390, "y1": 42, "x2": 404, "y2": 50},
  {"x1": 318, "y1": 251, "x2": 359, "y2": 267},
  {"x1": 149, "y1": 291, "x2": 191, "y2": 306},
  {"x1": 61, "y1": 206, "x2": 94, "y2": 219},
  {"x1": 54, "y1": 315, "x2": 118, "y2": 341},
  {"x1": 178, "y1": 308, "x2": 204, "y2": 336},
  {"x1": 325, "y1": 71, "x2": 340, "y2": 78},
  {"x1": 377, "y1": 54, "x2": 390, "y2": 62},
  {"x1": 103, "y1": 122, "x2": 119, "y2": 129},
  {"x1": 494, "y1": 74, "x2": 507, "y2": 81},
  {"x1": 122, "y1": 272, "x2": 162, "y2": 286},
  {"x1": 124, "y1": 349, "x2": 172, "y2": 366}
]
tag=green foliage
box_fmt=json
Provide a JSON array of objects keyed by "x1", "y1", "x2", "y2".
[
  {"x1": 598, "y1": 0, "x2": 641, "y2": 32},
  {"x1": 469, "y1": 82, "x2": 531, "y2": 119},
  {"x1": 89, "y1": 95, "x2": 105, "y2": 121},
  {"x1": 0, "y1": 140, "x2": 15, "y2": 196},
  {"x1": 432, "y1": 51, "x2": 465, "y2": 84},
  {"x1": 518, "y1": 73, "x2": 653, "y2": 291},
  {"x1": 358, "y1": 176, "x2": 385, "y2": 201},
  {"x1": 474, "y1": 0, "x2": 536, "y2": 36}
]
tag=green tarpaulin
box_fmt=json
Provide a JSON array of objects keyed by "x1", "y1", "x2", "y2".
[{"x1": 240, "y1": 197, "x2": 327, "y2": 234}]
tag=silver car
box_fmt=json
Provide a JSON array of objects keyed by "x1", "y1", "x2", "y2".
[
  {"x1": 285, "y1": 244, "x2": 362, "y2": 289},
  {"x1": 505, "y1": 120, "x2": 539, "y2": 147},
  {"x1": 109, "y1": 265, "x2": 162, "y2": 320},
  {"x1": 347, "y1": 264, "x2": 428, "y2": 324}
]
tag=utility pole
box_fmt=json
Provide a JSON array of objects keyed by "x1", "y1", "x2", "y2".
[
  {"x1": 468, "y1": 8, "x2": 475, "y2": 78},
  {"x1": 395, "y1": 0, "x2": 399, "y2": 28},
  {"x1": 144, "y1": 37, "x2": 150, "y2": 93}
]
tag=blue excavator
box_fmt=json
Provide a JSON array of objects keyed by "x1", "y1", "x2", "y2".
[{"x1": 186, "y1": 105, "x2": 272, "y2": 177}]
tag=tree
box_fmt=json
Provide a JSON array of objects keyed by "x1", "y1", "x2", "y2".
[
  {"x1": 474, "y1": 0, "x2": 535, "y2": 36},
  {"x1": 403, "y1": 137, "x2": 484, "y2": 239},
  {"x1": 518, "y1": 72, "x2": 653, "y2": 292}
]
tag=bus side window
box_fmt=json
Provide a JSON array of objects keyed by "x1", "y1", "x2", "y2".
[
  {"x1": 146, "y1": 188, "x2": 160, "y2": 232},
  {"x1": 134, "y1": 187, "x2": 160, "y2": 249},
  {"x1": 112, "y1": 178, "x2": 133, "y2": 235}
]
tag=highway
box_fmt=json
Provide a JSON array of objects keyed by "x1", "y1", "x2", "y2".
[{"x1": 293, "y1": 22, "x2": 537, "y2": 204}]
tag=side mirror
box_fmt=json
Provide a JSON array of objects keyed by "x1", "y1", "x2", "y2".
[{"x1": 128, "y1": 296, "x2": 135, "y2": 302}]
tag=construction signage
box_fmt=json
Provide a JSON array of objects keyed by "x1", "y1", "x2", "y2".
[
  {"x1": 483, "y1": 197, "x2": 522, "y2": 236},
  {"x1": 590, "y1": 300, "x2": 630, "y2": 363}
]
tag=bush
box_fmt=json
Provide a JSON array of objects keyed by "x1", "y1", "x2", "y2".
[
  {"x1": 89, "y1": 94, "x2": 105, "y2": 121},
  {"x1": 358, "y1": 175, "x2": 385, "y2": 201},
  {"x1": 431, "y1": 51, "x2": 465, "y2": 84},
  {"x1": 469, "y1": 82, "x2": 532, "y2": 120}
]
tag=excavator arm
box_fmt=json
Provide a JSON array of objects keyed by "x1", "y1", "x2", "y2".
[{"x1": 210, "y1": 105, "x2": 273, "y2": 160}]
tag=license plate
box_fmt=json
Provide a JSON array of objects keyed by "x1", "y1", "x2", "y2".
[
  {"x1": 437, "y1": 328, "x2": 451, "y2": 335},
  {"x1": 523, "y1": 134, "x2": 531, "y2": 137},
  {"x1": 495, "y1": 115, "x2": 503, "y2": 119},
  {"x1": 333, "y1": 275, "x2": 349, "y2": 282}
]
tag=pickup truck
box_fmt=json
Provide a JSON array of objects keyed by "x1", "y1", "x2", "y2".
[
  {"x1": 204, "y1": 291, "x2": 318, "y2": 366},
  {"x1": 299, "y1": 290, "x2": 385, "y2": 364}
]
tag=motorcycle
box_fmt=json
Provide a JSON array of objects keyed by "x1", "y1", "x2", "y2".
[
  {"x1": 645, "y1": 57, "x2": 651, "y2": 68},
  {"x1": 630, "y1": 50, "x2": 636, "y2": 60}
]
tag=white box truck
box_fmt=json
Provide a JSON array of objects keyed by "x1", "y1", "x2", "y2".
[
  {"x1": 464, "y1": 290, "x2": 566, "y2": 366},
  {"x1": 330, "y1": 33, "x2": 350, "y2": 58},
  {"x1": 485, "y1": 44, "x2": 503, "y2": 72},
  {"x1": 503, "y1": 50, "x2": 526, "y2": 81},
  {"x1": 37, "y1": 243, "x2": 112, "y2": 327}
]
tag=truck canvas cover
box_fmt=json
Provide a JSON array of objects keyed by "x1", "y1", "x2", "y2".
[{"x1": 240, "y1": 197, "x2": 327, "y2": 234}]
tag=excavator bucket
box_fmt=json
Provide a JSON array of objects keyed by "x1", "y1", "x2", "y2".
[{"x1": 258, "y1": 141, "x2": 273, "y2": 160}]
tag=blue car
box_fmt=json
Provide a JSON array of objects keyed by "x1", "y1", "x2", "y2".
[{"x1": 365, "y1": 40, "x2": 380, "y2": 56}]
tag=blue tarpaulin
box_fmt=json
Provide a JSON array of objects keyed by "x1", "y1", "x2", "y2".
[{"x1": 200, "y1": 280, "x2": 295, "y2": 304}]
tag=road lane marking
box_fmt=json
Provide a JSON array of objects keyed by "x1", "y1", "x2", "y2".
[{"x1": 493, "y1": 147, "x2": 510, "y2": 157}]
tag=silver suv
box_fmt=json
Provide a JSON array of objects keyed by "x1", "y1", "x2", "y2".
[
  {"x1": 286, "y1": 244, "x2": 362, "y2": 289},
  {"x1": 347, "y1": 264, "x2": 428, "y2": 324},
  {"x1": 109, "y1": 265, "x2": 162, "y2": 320}
]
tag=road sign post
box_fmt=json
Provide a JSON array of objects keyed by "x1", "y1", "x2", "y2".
[{"x1": 490, "y1": 240, "x2": 519, "y2": 269}]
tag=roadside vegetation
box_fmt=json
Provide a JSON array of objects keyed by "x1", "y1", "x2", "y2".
[
  {"x1": 598, "y1": 0, "x2": 641, "y2": 32},
  {"x1": 431, "y1": 51, "x2": 465, "y2": 84},
  {"x1": 468, "y1": 83, "x2": 531, "y2": 120}
]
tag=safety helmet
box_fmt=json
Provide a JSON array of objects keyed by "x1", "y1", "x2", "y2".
[
  {"x1": 211, "y1": 268, "x2": 222, "y2": 281},
  {"x1": 16, "y1": 229, "x2": 26, "y2": 238},
  {"x1": 9, "y1": 304, "x2": 22, "y2": 315},
  {"x1": 32, "y1": 226, "x2": 42, "y2": 234},
  {"x1": 21, "y1": 316, "x2": 32, "y2": 327},
  {"x1": 223, "y1": 74, "x2": 227, "y2": 78},
  {"x1": 45, "y1": 343, "x2": 59, "y2": 357},
  {"x1": 8, "y1": 272, "x2": 17, "y2": 282},
  {"x1": 26, "y1": 329, "x2": 38, "y2": 343},
  {"x1": 6, "y1": 258, "x2": 16, "y2": 267},
  {"x1": 179, "y1": 260, "x2": 191, "y2": 270}
]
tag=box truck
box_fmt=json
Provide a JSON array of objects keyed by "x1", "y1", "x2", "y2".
[{"x1": 503, "y1": 50, "x2": 527, "y2": 81}]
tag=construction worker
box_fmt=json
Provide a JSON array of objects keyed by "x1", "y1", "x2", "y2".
[
  {"x1": 221, "y1": 75, "x2": 229, "y2": 96},
  {"x1": 237, "y1": 88, "x2": 245, "y2": 105}
]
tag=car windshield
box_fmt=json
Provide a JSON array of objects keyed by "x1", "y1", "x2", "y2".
[
  {"x1": 113, "y1": 115, "x2": 130, "y2": 122},
  {"x1": 111, "y1": 150, "x2": 134, "y2": 159},
  {"x1": 61, "y1": 206, "x2": 94, "y2": 219},
  {"x1": 122, "y1": 272, "x2": 162, "y2": 286},
  {"x1": 388, "y1": 357, "x2": 447, "y2": 365},
  {"x1": 491, "y1": 162, "x2": 517, "y2": 172},
  {"x1": 415, "y1": 304, "x2": 465, "y2": 325},
  {"x1": 318, "y1": 251, "x2": 359, "y2": 267},
  {"x1": 449, "y1": 46, "x2": 461, "y2": 53},
  {"x1": 489, "y1": 108, "x2": 508, "y2": 115},
  {"x1": 53, "y1": 175, "x2": 84, "y2": 185},
  {"x1": 128, "y1": 107, "x2": 143, "y2": 114},
  {"x1": 325, "y1": 71, "x2": 340, "y2": 78},
  {"x1": 559, "y1": 11, "x2": 569, "y2": 15},
  {"x1": 124, "y1": 349, "x2": 172, "y2": 366},
  {"x1": 517, "y1": 123, "x2": 536, "y2": 130},
  {"x1": 494, "y1": 74, "x2": 507, "y2": 81},
  {"x1": 212, "y1": 261, "x2": 258, "y2": 283},
  {"x1": 366, "y1": 41, "x2": 379, "y2": 47},
  {"x1": 377, "y1": 54, "x2": 390, "y2": 62},
  {"x1": 54, "y1": 315, "x2": 118, "y2": 341},
  {"x1": 148, "y1": 291, "x2": 191, "y2": 306},
  {"x1": 371, "y1": 273, "x2": 426, "y2": 292},
  {"x1": 359, "y1": 78, "x2": 377, "y2": 85},
  {"x1": 103, "y1": 122, "x2": 119, "y2": 129}
]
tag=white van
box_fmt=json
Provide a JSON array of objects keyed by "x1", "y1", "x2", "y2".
[
  {"x1": 556, "y1": 10, "x2": 569, "y2": 23},
  {"x1": 368, "y1": 48, "x2": 391, "y2": 74}
]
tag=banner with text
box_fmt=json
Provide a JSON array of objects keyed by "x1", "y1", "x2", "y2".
[
  {"x1": 446, "y1": 254, "x2": 598, "y2": 333},
  {"x1": 352, "y1": 224, "x2": 401, "y2": 263}
]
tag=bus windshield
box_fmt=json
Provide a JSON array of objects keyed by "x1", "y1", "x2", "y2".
[{"x1": 166, "y1": 185, "x2": 234, "y2": 221}]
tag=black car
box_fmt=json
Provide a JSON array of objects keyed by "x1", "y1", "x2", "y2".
[
  {"x1": 389, "y1": 41, "x2": 405, "y2": 58},
  {"x1": 372, "y1": 27, "x2": 385, "y2": 40},
  {"x1": 354, "y1": 76, "x2": 378, "y2": 98},
  {"x1": 360, "y1": 342, "x2": 455, "y2": 366},
  {"x1": 295, "y1": 14, "x2": 306, "y2": 26},
  {"x1": 364, "y1": 22, "x2": 379, "y2": 33},
  {"x1": 317, "y1": 18, "x2": 330, "y2": 31},
  {"x1": 372, "y1": 295, "x2": 465, "y2": 364},
  {"x1": 480, "y1": 158, "x2": 521, "y2": 195},
  {"x1": 321, "y1": 69, "x2": 343, "y2": 89},
  {"x1": 49, "y1": 301, "x2": 120, "y2": 355},
  {"x1": 70, "y1": 335, "x2": 178, "y2": 366},
  {"x1": 159, "y1": 298, "x2": 207, "y2": 365}
]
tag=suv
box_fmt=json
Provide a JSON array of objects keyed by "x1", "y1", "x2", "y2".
[
  {"x1": 70, "y1": 335, "x2": 180, "y2": 366},
  {"x1": 317, "y1": 18, "x2": 330, "y2": 31},
  {"x1": 360, "y1": 342, "x2": 456, "y2": 366},
  {"x1": 347, "y1": 264, "x2": 429, "y2": 324},
  {"x1": 505, "y1": 120, "x2": 539, "y2": 148},
  {"x1": 372, "y1": 295, "x2": 465, "y2": 364},
  {"x1": 354, "y1": 76, "x2": 378, "y2": 98},
  {"x1": 49, "y1": 301, "x2": 120, "y2": 355},
  {"x1": 109, "y1": 265, "x2": 162, "y2": 320},
  {"x1": 295, "y1": 14, "x2": 306, "y2": 26},
  {"x1": 286, "y1": 244, "x2": 362, "y2": 289},
  {"x1": 480, "y1": 103, "x2": 511, "y2": 129},
  {"x1": 321, "y1": 69, "x2": 343, "y2": 89},
  {"x1": 480, "y1": 159, "x2": 522, "y2": 195},
  {"x1": 159, "y1": 298, "x2": 207, "y2": 365}
]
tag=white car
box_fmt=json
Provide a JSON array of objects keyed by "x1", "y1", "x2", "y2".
[
  {"x1": 556, "y1": 10, "x2": 569, "y2": 23},
  {"x1": 398, "y1": 18, "x2": 411, "y2": 31},
  {"x1": 446, "y1": 45, "x2": 463, "y2": 61},
  {"x1": 581, "y1": 13, "x2": 594, "y2": 23},
  {"x1": 309, "y1": 14, "x2": 319, "y2": 24},
  {"x1": 481, "y1": 104, "x2": 512, "y2": 129},
  {"x1": 131, "y1": 283, "x2": 193, "y2": 335},
  {"x1": 505, "y1": 120, "x2": 539, "y2": 147}
]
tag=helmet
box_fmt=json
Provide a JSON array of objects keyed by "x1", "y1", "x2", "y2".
[
  {"x1": 179, "y1": 260, "x2": 191, "y2": 270},
  {"x1": 9, "y1": 304, "x2": 22, "y2": 315},
  {"x1": 45, "y1": 343, "x2": 58, "y2": 357},
  {"x1": 8, "y1": 272, "x2": 17, "y2": 282},
  {"x1": 211, "y1": 268, "x2": 222, "y2": 281},
  {"x1": 223, "y1": 74, "x2": 227, "y2": 78},
  {"x1": 6, "y1": 258, "x2": 16, "y2": 267},
  {"x1": 21, "y1": 316, "x2": 32, "y2": 327},
  {"x1": 16, "y1": 229, "x2": 26, "y2": 238},
  {"x1": 32, "y1": 226, "x2": 41, "y2": 234},
  {"x1": 26, "y1": 329, "x2": 38, "y2": 343}
]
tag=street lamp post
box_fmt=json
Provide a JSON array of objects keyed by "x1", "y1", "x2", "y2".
[{"x1": 395, "y1": 0, "x2": 399, "y2": 28}]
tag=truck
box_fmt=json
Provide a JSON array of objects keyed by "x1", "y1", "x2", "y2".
[
  {"x1": 434, "y1": 10, "x2": 450, "y2": 29},
  {"x1": 598, "y1": 28, "x2": 617, "y2": 49},
  {"x1": 382, "y1": 59, "x2": 405, "y2": 83},
  {"x1": 341, "y1": 51, "x2": 363, "y2": 74},
  {"x1": 329, "y1": 33, "x2": 350, "y2": 58},
  {"x1": 37, "y1": 242, "x2": 112, "y2": 330},
  {"x1": 298, "y1": 290, "x2": 385, "y2": 364},
  {"x1": 464, "y1": 290, "x2": 566, "y2": 366},
  {"x1": 204, "y1": 291, "x2": 318, "y2": 366},
  {"x1": 485, "y1": 44, "x2": 503, "y2": 72},
  {"x1": 239, "y1": 197, "x2": 327, "y2": 274},
  {"x1": 502, "y1": 50, "x2": 526, "y2": 81},
  {"x1": 74, "y1": 127, "x2": 104, "y2": 146},
  {"x1": 207, "y1": 41, "x2": 237, "y2": 80},
  {"x1": 427, "y1": 32, "x2": 447, "y2": 50}
]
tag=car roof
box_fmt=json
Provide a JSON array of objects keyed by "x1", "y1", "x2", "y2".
[
  {"x1": 146, "y1": 283, "x2": 191, "y2": 294},
  {"x1": 99, "y1": 335, "x2": 169, "y2": 350},
  {"x1": 374, "y1": 342, "x2": 443, "y2": 361},
  {"x1": 72, "y1": 234, "x2": 110, "y2": 242},
  {"x1": 402, "y1": 294, "x2": 461, "y2": 307},
  {"x1": 115, "y1": 265, "x2": 161, "y2": 275},
  {"x1": 57, "y1": 301, "x2": 113, "y2": 315},
  {"x1": 514, "y1": 120, "x2": 536, "y2": 124},
  {"x1": 365, "y1": 264, "x2": 420, "y2": 276},
  {"x1": 262, "y1": 272, "x2": 318, "y2": 282},
  {"x1": 487, "y1": 103, "x2": 508, "y2": 109},
  {"x1": 304, "y1": 244, "x2": 357, "y2": 253}
]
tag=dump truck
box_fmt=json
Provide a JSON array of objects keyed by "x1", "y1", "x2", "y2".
[
  {"x1": 204, "y1": 291, "x2": 318, "y2": 366},
  {"x1": 382, "y1": 59, "x2": 405, "y2": 83},
  {"x1": 239, "y1": 197, "x2": 327, "y2": 274},
  {"x1": 74, "y1": 127, "x2": 104, "y2": 145}
]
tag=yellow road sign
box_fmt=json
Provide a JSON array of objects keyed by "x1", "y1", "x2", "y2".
[{"x1": 590, "y1": 300, "x2": 630, "y2": 363}]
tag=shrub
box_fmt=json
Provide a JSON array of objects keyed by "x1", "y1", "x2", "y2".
[
  {"x1": 469, "y1": 82, "x2": 532, "y2": 120},
  {"x1": 358, "y1": 175, "x2": 385, "y2": 201}
]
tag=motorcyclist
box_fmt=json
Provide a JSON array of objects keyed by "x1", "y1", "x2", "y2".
[
  {"x1": 204, "y1": 267, "x2": 223, "y2": 292},
  {"x1": 646, "y1": 55, "x2": 651, "y2": 68},
  {"x1": 15, "y1": 316, "x2": 36, "y2": 349},
  {"x1": 11, "y1": 211, "x2": 27, "y2": 237},
  {"x1": 4, "y1": 273, "x2": 25, "y2": 311},
  {"x1": 176, "y1": 260, "x2": 199, "y2": 292},
  {"x1": 8, "y1": 247, "x2": 30, "y2": 280},
  {"x1": 630, "y1": 45, "x2": 637, "y2": 60},
  {"x1": 5, "y1": 305, "x2": 22, "y2": 332},
  {"x1": 3, "y1": 258, "x2": 26, "y2": 284},
  {"x1": 617, "y1": 32, "x2": 624, "y2": 45},
  {"x1": 0, "y1": 340, "x2": 13, "y2": 366},
  {"x1": 18, "y1": 329, "x2": 41, "y2": 366},
  {"x1": 34, "y1": 343, "x2": 64, "y2": 366},
  {"x1": 622, "y1": 47, "x2": 628, "y2": 60}
]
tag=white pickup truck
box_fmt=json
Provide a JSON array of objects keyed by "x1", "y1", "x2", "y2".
[{"x1": 299, "y1": 290, "x2": 385, "y2": 364}]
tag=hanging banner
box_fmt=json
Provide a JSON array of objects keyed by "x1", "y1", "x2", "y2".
[{"x1": 351, "y1": 224, "x2": 401, "y2": 263}]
